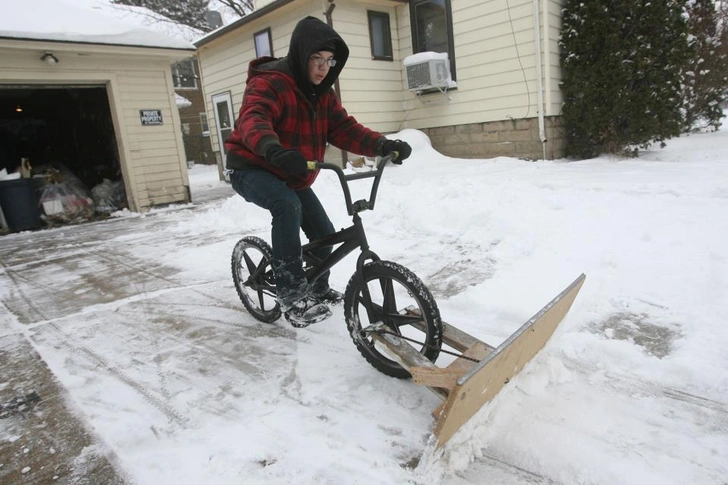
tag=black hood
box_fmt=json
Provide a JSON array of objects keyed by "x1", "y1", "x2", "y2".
[{"x1": 286, "y1": 16, "x2": 349, "y2": 99}]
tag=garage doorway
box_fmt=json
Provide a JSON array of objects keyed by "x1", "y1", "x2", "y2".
[{"x1": 0, "y1": 84, "x2": 122, "y2": 193}]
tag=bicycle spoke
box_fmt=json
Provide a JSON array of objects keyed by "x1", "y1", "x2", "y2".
[
  {"x1": 254, "y1": 259, "x2": 270, "y2": 279},
  {"x1": 232, "y1": 237, "x2": 281, "y2": 323},
  {"x1": 380, "y1": 278, "x2": 397, "y2": 314},
  {"x1": 344, "y1": 260, "x2": 443, "y2": 378},
  {"x1": 385, "y1": 312, "x2": 425, "y2": 329}
]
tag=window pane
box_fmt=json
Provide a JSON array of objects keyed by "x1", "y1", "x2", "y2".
[
  {"x1": 414, "y1": 0, "x2": 449, "y2": 53},
  {"x1": 200, "y1": 113, "x2": 209, "y2": 134},
  {"x1": 410, "y1": 0, "x2": 456, "y2": 81},
  {"x1": 372, "y1": 17, "x2": 385, "y2": 56},
  {"x1": 216, "y1": 101, "x2": 231, "y2": 129},
  {"x1": 255, "y1": 30, "x2": 272, "y2": 58},
  {"x1": 173, "y1": 59, "x2": 197, "y2": 89},
  {"x1": 368, "y1": 11, "x2": 392, "y2": 59}
]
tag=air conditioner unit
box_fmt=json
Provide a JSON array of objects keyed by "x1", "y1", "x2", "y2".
[{"x1": 405, "y1": 58, "x2": 450, "y2": 92}]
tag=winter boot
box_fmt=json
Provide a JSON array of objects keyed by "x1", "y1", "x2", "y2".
[
  {"x1": 312, "y1": 287, "x2": 344, "y2": 306},
  {"x1": 283, "y1": 296, "x2": 332, "y2": 328}
]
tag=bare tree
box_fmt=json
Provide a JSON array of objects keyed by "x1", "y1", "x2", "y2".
[
  {"x1": 214, "y1": 0, "x2": 254, "y2": 17},
  {"x1": 112, "y1": 0, "x2": 214, "y2": 32}
]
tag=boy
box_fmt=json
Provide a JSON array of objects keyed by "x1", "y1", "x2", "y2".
[{"x1": 225, "y1": 16, "x2": 411, "y2": 327}]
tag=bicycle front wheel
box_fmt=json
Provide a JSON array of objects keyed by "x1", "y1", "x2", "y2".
[
  {"x1": 344, "y1": 260, "x2": 442, "y2": 378},
  {"x1": 231, "y1": 236, "x2": 281, "y2": 323}
]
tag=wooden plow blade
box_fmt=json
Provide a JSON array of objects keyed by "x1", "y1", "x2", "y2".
[{"x1": 372, "y1": 273, "x2": 586, "y2": 449}]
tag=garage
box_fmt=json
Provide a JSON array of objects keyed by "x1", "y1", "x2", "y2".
[
  {"x1": 1, "y1": 0, "x2": 195, "y2": 232},
  {"x1": 1, "y1": 85, "x2": 120, "y2": 188}
]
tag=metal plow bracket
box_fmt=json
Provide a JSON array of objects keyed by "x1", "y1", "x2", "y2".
[{"x1": 373, "y1": 273, "x2": 586, "y2": 450}]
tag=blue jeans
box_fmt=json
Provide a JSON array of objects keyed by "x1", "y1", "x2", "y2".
[{"x1": 230, "y1": 169, "x2": 334, "y2": 306}]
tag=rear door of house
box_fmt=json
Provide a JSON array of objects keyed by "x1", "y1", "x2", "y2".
[{"x1": 211, "y1": 92, "x2": 234, "y2": 154}]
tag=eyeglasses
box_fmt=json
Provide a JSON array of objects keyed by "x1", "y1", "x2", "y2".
[{"x1": 309, "y1": 56, "x2": 337, "y2": 67}]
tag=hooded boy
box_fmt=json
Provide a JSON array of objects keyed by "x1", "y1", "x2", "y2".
[{"x1": 225, "y1": 16, "x2": 411, "y2": 327}]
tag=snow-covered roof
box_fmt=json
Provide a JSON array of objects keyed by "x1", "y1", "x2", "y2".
[{"x1": 0, "y1": 0, "x2": 195, "y2": 51}]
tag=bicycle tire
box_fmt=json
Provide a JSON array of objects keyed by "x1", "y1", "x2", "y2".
[
  {"x1": 231, "y1": 236, "x2": 281, "y2": 323},
  {"x1": 344, "y1": 260, "x2": 442, "y2": 378}
]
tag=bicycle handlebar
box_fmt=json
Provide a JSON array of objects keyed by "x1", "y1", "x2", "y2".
[{"x1": 307, "y1": 152, "x2": 400, "y2": 215}]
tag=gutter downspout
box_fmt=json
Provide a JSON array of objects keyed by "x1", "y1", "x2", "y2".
[
  {"x1": 532, "y1": 0, "x2": 547, "y2": 160},
  {"x1": 324, "y1": 0, "x2": 349, "y2": 167}
]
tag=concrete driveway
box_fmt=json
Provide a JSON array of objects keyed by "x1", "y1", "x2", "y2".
[{"x1": 0, "y1": 178, "x2": 235, "y2": 484}]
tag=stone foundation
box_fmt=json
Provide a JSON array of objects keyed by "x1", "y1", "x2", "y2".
[
  {"x1": 325, "y1": 116, "x2": 565, "y2": 164},
  {"x1": 422, "y1": 116, "x2": 565, "y2": 160}
]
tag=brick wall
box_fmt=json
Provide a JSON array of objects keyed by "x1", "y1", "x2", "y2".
[{"x1": 176, "y1": 89, "x2": 215, "y2": 165}]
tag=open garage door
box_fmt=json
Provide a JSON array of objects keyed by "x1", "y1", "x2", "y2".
[{"x1": 0, "y1": 84, "x2": 126, "y2": 229}]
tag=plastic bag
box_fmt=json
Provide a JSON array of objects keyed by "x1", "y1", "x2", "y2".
[
  {"x1": 91, "y1": 179, "x2": 127, "y2": 213},
  {"x1": 39, "y1": 181, "x2": 95, "y2": 224}
]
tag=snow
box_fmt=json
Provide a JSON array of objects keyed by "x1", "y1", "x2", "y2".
[
  {"x1": 403, "y1": 51, "x2": 450, "y2": 66},
  {"x1": 1, "y1": 127, "x2": 728, "y2": 485},
  {"x1": 176, "y1": 93, "x2": 193, "y2": 108},
  {"x1": 0, "y1": 0, "x2": 195, "y2": 50}
]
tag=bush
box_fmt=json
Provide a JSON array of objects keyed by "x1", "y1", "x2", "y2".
[
  {"x1": 560, "y1": 0, "x2": 691, "y2": 158},
  {"x1": 683, "y1": 0, "x2": 728, "y2": 132}
]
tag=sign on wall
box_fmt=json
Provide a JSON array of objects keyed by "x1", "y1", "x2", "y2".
[{"x1": 140, "y1": 109, "x2": 163, "y2": 126}]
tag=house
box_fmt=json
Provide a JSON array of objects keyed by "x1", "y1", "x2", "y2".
[
  {"x1": 0, "y1": 0, "x2": 195, "y2": 215},
  {"x1": 88, "y1": 2, "x2": 216, "y2": 169},
  {"x1": 173, "y1": 58, "x2": 215, "y2": 167},
  {"x1": 194, "y1": 0, "x2": 565, "y2": 170}
]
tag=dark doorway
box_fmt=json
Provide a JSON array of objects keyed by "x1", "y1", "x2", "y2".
[{"x1": 0, "y1": 85, "x2": 121, "y2": 189}]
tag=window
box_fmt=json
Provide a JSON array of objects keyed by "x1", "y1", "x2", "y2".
[
  {"x1": 200, "y1": 113, "x2": 209, "y2": 136},
  {"x1": 409, "y1": 0, "x2": 456, "y2": 80},
  {"x1": 367, "y1": 11, "x2": 393, "y2": 60},
  {"x1": 172, "y1": 58, "x2": 198, "y2": 89},
  {"x1": 212, "y1": 92, "x2": 234, "y2": 155},
  {"x1": 254, "y1": 28, "x2": 273, "y2": 58}
]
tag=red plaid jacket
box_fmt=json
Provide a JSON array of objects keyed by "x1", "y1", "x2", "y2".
[{"x1": 225, "y1": 57, "x2": 385, "y2": 190}]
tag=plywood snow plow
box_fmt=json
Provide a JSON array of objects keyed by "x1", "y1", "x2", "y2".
[{"x1": 371, "y1": 273, "x2": 586, "y2": 449}]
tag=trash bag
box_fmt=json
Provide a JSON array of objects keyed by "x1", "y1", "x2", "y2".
[
  {"x1": 37, "y1": 166, "x2": 95, "y2": 224},
  {"x1": 91, "y1": 179, "x2": 127, "y2": 213}
]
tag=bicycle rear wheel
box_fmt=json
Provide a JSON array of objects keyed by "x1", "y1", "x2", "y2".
[
  {"x1": 231, "y1": 236, "x2": 281, "y2": 323},
  {"x1": 344, "y1": 260, "x2": 442, "y2": 378}
]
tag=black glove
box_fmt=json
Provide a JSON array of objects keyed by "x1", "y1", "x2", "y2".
[
  {"x1": 265, "y1": 145, "x2": 308, "y2": 175},
  {"x1": 379, "y1": 139, "x2": 412, "y2": 164}
]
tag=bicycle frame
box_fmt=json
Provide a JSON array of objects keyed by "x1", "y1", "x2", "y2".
[{"x1": 301, "y1": 154, "x2": 397, "y2": 315}]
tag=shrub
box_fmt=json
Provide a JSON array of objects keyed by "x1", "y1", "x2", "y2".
[{"x1": 560, "y1": 0, "x2": 691, "y2": 158}]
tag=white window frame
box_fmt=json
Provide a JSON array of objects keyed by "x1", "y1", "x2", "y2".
[
  {"x1": 172, "y1": 58, "x2": 198, "y2": 89},
  {"x1": 211, "y1": 92, "x2": 235, "y2": 155},
  {"x1": 254, "y1": 28, "x2": 273, "y2": 58},
  {"x1": 200, "y1": 112, "x2": 210, "y2": 136}
]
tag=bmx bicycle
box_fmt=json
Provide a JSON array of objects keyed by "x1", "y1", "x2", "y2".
[{"x1": 230, "y1": 153, "x2": 444, "y2": 378}]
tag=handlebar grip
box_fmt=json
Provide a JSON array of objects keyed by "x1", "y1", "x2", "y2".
[{"x1": 307, "y1": 161, "x2": 318, "y2": 171}]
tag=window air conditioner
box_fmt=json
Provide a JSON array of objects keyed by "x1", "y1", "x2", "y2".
[{"x1": 405, "y1": 57, "x2": 450, "y2": 92}]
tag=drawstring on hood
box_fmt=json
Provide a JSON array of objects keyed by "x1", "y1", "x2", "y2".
[{"x1": 286, "y1": 16, "x2": 349, "y2": 102}]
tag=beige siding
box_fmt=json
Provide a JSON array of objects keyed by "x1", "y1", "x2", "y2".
[
  {"x1": 197, "y1": 0, "x2": 316, "y2": 154},
  {"x1": 196, "y1": 0, "x2": 405, "y2": 155},
  {"x1": 393, "y1": 0, "x2": 565, "y2": 132},
  {"x1": 0, "y1": 42, "x2": 191, "y2": 211},
  {"x1": 398, "y1": 0, "x2": 536, "y2": 130},
  {"x1": 328, "y1": 2, "x2": 404, "y2": 132},
  {"x1": 197, "y1": 0, "x2": 565, "y2": 156},
  {"x1": 544, "y1": 0, "x2": 565, "y2": 115}
]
